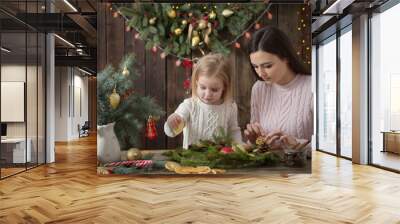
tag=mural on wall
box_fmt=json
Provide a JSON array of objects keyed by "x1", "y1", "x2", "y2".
[{"x1": 97, "y1": 2, "x2": 312, "y2": 175}]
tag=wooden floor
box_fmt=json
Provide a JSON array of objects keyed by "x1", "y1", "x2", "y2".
[
  {"x1": 372, "y1": 150, "x2": 400, "y2": 171},
  {"x1": 1, "y1": 135, "x2": 400, "y2": 223}
]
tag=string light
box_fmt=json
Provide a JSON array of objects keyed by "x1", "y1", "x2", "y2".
[
  {"x1": 267, "y1": 12, "x2": 273, "y2": 20},
  {"x1": 134, "y1": 33, "x2": 140, "y2": 39},
  {"x1": 234, "y1": 42, "x2": 241, "y2": 49},
  {"x1": 245, "y1": 32, "x2": 251, "y2": 39}
]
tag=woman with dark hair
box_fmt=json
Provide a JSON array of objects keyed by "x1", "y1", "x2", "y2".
[{"x1": 244, "y1": 26, "x2": 313, "y2": 151}]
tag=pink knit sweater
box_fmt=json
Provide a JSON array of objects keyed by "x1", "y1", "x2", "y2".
[{"x1": 250, "y1": 75, "x2": 313, "y2": 142}]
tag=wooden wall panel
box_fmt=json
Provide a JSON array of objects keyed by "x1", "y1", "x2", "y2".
[
  {"x1": 166, "y1": 58, "x2": 186, "y2": 148},
  {"x1": 97, "y1": 3, "x2": 310, "y2": 149},
  {"x1": 144, "y1": 50, "x2": 167, "y2": 149}
]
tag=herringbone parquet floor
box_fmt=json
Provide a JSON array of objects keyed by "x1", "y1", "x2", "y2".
[{"x1": 1, "y1": 135, "x2": 400, "y2": 224}]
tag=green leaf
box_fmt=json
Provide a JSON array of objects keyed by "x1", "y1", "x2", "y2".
[
  {"x1": 142, "y1": 17, "x2": 148, "y2": 26},
  {"x1": 148, "y1": 26, "x2": 158, "y2": 34},
  {"x1": 157, "y1": 23, "x2": 165, "y2": 36}
]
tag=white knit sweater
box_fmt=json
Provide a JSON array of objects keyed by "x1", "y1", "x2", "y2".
[{"x1": 164, "y1": 97, "x2": 243, "y2": 149}]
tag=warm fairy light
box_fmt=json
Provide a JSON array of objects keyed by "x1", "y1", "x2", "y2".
[
  {"x1": 255, "y1": 23, "x2": 261, "y2": 30},
  {"x1": 245, "y1": 32, "x2": 251, "y2": 39},
  {"x1": 298, "y1": 27, "x2": 301, "y2": 31},
  {"x1": 152, "y1": 46, "x2": 158, "y2": 53},
  {"x1": 302, "y1": 40, "x2": 305, "y2": 44},
  {"x1": 160, "y1": 52, "x2": 167, "y2": 59},
  {"x1": 175, "y1": 60, "x2": 182, "y2": 67},
  {"x1": 234, "y1": 42, "x2": 241, "y2": 49},
  {"x1": 267, "y1": 12, "x2": 273, "y2": 20},
  {"x1": 125, "y1": 26, "x2": 131, "y2": 32},
  {"x1": 134, "y1": 33, "x2": 140, "y2": 39},
  {"x1": 113, "y1": 11, "x2": 119, "y2": 18}
]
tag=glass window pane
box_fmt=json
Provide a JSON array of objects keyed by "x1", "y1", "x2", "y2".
[
  {"x1": 317, "y1": 36, "x2": 337, "y2": 154},
  {"x1": 371, "y1": 3, "x2": 400, "y2": 171},
  {"x1": 339, "y1": 28, "x2": 352, "y2": 158},
  {"x1": 1, "y1": 30, "x2": 27, "y2": 177}
]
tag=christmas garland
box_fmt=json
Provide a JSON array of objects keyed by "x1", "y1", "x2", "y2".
[{"x1": 113, "y1": 2, "x2": 271, "y2": 62}]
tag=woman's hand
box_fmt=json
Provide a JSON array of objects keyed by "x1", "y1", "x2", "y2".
[
  {"x1": 244, "y1": 122, "x2": 265, "y2": 144},
  {"x1": 264, "y1": 131, "x2": 298, "y2": 150},
  {"x1": 167, "y1": 113, "x2": 183, "y2": 131},
  {"x1": 279, "y1": 134, "x2": 299, "y2": 149}
]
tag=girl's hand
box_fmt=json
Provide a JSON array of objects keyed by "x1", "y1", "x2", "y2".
[
  {"x1": 244, "y1": 122, "x2": 265, "y2": 144},
  {"x1": 167, "y1": 113, "x2": 183, "y2": 131}
]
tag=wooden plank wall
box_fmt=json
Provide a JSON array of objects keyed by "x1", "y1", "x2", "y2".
[{"x1": 97, "y1": 3, "x2": 310, "y2": 149}]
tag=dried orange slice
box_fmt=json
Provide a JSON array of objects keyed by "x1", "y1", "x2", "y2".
[{"x1": 165, "y1": 161, "x2": 181, "y2": 172}]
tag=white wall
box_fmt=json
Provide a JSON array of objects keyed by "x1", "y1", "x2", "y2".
[{"x1": 54, "y1": 67, "x2": 89, "y2": 141}]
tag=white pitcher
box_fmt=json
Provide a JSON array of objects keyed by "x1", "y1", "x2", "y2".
[{"x1": 97, "y1": 122, "x2": 121, "y2": 164}]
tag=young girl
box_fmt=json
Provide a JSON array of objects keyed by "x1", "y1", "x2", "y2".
[{"x1": 164, "y1": 53, "x2": 242, "y2": 149}]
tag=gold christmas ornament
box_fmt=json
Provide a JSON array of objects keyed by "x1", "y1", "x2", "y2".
[
  {"x1": 174, "y1": 28, "x2": 183, "y2": 36},
  {"x1": 122, "y1": 66, "x2": 129, "y2": 76},
  {"x1": 222, "y1": 9, "x2": 234, "y2": 17},
  {"x1": 149, "y1": 17, "x2": 157, "y2": 25},
  {"x1": 191, "y1": 36, "x2": 200, "y2": 47},
  {"x1": 197, "y1": 19, "x2": 207, "y2": 29},
  {"x1": 209, "y1": 11, "x2": 217, "y2": 20},
  {"x1": 167, "y1": 9, "x2": 176, "y2": 18},
  {"x1": 126, "y1": 148, "x2": 142, "y2": 160},
  {"x1": 109, "y1": 88, "x2": 120, "y2": 109}
]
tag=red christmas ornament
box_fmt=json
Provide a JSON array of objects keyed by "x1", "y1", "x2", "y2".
[
  {"x1": 145, "y1": 116, "x2": 157, "y2": 140},
  {"x1": 182, "y1": 59, "x2": 193, "y2": 68},
  {"x1": 220, "y1": 147, "x2": 234, "y2": 154}
]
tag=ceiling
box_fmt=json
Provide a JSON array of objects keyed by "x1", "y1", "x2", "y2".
[{"x1": 0, "y1": 0, "x2": 97, "y2": 74}]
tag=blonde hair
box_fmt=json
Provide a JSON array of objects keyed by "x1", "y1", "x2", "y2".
[{"x1": 191, "y1": 53, "x2": 232, "y2": 102}]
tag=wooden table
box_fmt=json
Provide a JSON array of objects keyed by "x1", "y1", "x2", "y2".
[{"x1": 99, "y1": 149, "x2": 312, "y2": 175}]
